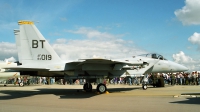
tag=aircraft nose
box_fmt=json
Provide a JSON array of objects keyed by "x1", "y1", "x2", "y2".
[
  {"x1": 173, "y1": 63, "x2": 188, "y2": 72},
  {"x1": 179, "y1": 65, "x2": 188, "y2": 71}
]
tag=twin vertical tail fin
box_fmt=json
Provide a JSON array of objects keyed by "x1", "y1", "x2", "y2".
[
  {"x1": 14, "y1": 29, "x2": 21, "y2": 63},
  {"x1": 15, "y1": 21, "x2": 62, "y2": 65}
]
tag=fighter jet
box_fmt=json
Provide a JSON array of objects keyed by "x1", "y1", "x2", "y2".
[{"x1": 5, "y1": 20, "x2": 188, "y2": 93}]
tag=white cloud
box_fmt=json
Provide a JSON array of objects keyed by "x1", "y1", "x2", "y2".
[
  {"x1": 55, "y1": 38, "x2": 66, "y2": 44},
  {"x1": 188, "y1": 32, "x2": 200, "y2": 50},
  {"x1": 0, "y1": 42, "x2": 17, "y2": 60},
  {"x1": 174, "y1": 0, "x2": 200, "y2": 25},
  {"x1": 54, "y1": 27, "x2": 147, "y2": 60},
  {"x1": 66, "y1": 27, "x2": 119, "y2": 39},
  {"x1": 172, "y1": 51, "x2": 200, "y2": 71},
  {"x1": 4, "y1": 56, "x2": 16, "y2": 62},
  {"x1": 173, "y1": 51, "x2": 194, "y2": 63},
  {"x1": 53, "y1": 38, "x2": 147, "y2": 60}
]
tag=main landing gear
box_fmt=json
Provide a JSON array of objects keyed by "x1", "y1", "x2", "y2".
[
  {"x1": 83, "y1": 82, "x2": 92, "y2": 92},
  {"x1": 83, "y1": 83, "x2": 107, "y2": 94},
  {"x1": 96, "y1": 83, "x2": 107, "y2": 93}
]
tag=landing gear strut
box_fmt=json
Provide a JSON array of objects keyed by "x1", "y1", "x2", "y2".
[{"x1": 142, "y1": 76, "x2": 148, "y2": 90}]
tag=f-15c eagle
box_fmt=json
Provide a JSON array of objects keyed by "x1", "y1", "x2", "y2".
[{"x1": 4, "y1": 21, "x2": 188, "y2": 93}]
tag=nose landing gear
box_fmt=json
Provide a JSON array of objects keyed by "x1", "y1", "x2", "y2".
[
  {"x1": 142, "y1": 77, "x2": 148, "y2": 90},
  {"x1": 142, "y1": 84, "x2": 147, "y2": 90}
]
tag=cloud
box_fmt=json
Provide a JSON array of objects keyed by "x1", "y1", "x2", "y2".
[
  {"x1": 0, "y1": 42, "x2": 17, "y2": 61},
  {"x1": 54, "y1": 27, "x2": 147, "y2": 60},
  {"x1": 4, "y1": 56, "x2": 16, "y2": 62},
  {"x1": 174, "y1": 0, "x2": 200, "y2": 25},
  {"x1": 188, "y1": 32, "x2": 200, "y2": 50},
  {"x1": 172, "y1": 51, "x2": 194, "y2": 63},
  {"x1": 53, "y1": 38, "x2": 147, "y2": 60},
  {"x1": 66, "y1": 27, "x2": 120, "y2": 39},
  {"x1": 55, "y1": 38, "x2": 67, "y2": 44},
  {"x1": 172, "y1": 51, "x2": 200, "y2": 71}
]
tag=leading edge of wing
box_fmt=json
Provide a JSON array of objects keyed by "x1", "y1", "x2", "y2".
[
  {"x1": 3, "y1": 66, "x2": 50, "y2": 71},
  {"x1": 76, "y1": 58, "x2": 144, "y2": 65}
]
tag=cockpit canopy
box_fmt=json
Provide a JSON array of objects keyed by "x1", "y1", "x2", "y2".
[{"x1": 137, "y1": 53, "x2": 167, "y2": 60}]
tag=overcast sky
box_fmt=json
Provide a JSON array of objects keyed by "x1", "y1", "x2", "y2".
[{"x1": 0, "y1": 0, "x2": 200, "y2": 71}]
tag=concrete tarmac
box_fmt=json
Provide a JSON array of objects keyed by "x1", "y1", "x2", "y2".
[{"x1": 0, "y1": 84, "x2": 200, "y2": 112}]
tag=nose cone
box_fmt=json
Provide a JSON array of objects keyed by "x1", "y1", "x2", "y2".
[
  {"x1": 177, "y1": 64, "x2": 188, "y2": 71},
  {"x1": 171, "y1": 62, "x2": 189, "y2": 72}
]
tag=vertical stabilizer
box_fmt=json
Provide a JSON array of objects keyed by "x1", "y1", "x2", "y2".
[
  {"x1": 14, "y1": 29, "x2": 22, "y2": 63},
  {"x1": 18, "y1": 21, "x2": 62, "y2": 65}
]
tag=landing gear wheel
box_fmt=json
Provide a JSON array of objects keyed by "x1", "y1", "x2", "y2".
[
  {"x1": 96, "y1": 83, "x2": 107, "y2": 94},
  {"x1": 142, "y1": 84, "x2": 147, "y2": 90},
  {"x1": 83, "y1": 83, "x2": 92, "y2": 92},
  {"x1": 19, "y1": 82, "x2": 24, "y2": 87}
]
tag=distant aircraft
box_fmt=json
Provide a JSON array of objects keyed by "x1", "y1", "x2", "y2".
[
  {"x1": 0, "y1": 61, "x2": 20, "y2": 86},
  {"x1": 5, "y1": 20, "x2": 188, "y2": 92}
]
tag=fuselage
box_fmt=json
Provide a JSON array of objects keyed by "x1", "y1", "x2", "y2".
[{"x1": 135, "y1": 53, "x2": 188, "y2": 73}]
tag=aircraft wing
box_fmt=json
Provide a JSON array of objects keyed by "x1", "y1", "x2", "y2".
[
  {"x1": 3, "y1": 66, "x2": 50, "y2": 71},
  {"x1": 64, "y1": 58, "x2": 145, "y2": 71},
  {"x1": 76, "y1": 58, "x2": 144, "y2": 65}
]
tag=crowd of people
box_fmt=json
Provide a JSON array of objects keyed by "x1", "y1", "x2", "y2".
[
  {"x1": 2, "y1": 71, "x2": 200, "y2": 86},
  {"x1": 3, "y1": 76, "x2": 56, "y2": 85},
  {"x1": 158, "y1": 71, "x2": 200, "y2": 85},
  {"x1": 114, "y1": 71, "x2": 200, "y2": 86}
]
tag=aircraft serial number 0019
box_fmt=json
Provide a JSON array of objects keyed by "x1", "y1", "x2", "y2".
[{"x1": 37, "y1": 54, "x2": 52, "y2": 60}]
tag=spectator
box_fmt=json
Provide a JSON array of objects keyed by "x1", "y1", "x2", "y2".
[
  {"x1": 179, "y1": 73, "x2": 183, "y2": 85},
  {"x1": 195, "y1": 71, "x2": 198, "y2": 85},
  {"x1": 171, "y1": 73, "x2": 175, "y2": 85}
]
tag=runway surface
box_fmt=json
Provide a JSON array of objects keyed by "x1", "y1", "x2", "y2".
[{"x1": 0, "y1": 84, "x2": 200, "y2": 112}]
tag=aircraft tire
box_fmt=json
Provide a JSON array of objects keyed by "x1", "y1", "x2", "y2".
[
  {"x1": 83, "y1": 83, "x2": 92, "y2": 92},
  {"x1": 142, "y1": 84, "x2": 147, "y2": 90},
  {"x1": 96, "y1": 83, "x2": 107, "y2": 94},
  {"x1": 19, "y1": 82, "x2": 24, "y2": 87}
]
